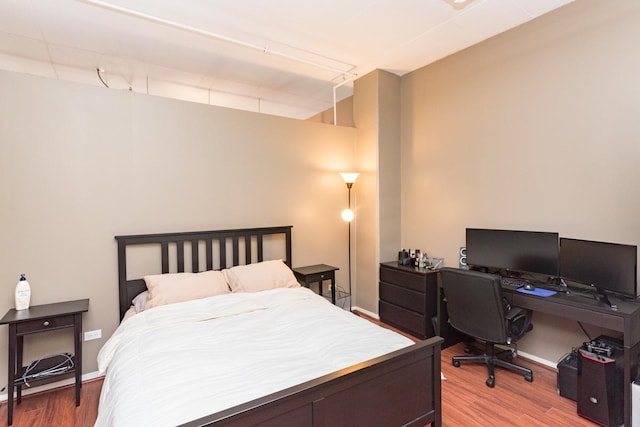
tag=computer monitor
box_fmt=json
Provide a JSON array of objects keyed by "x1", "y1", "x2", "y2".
[
  {"x1": 559, "y1": 238, "x2": 638, "y2": 298},
  {"x1": 466, "y1": 228, "x2": 560, "y2": 277}
]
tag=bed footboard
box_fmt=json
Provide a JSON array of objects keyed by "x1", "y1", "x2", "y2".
[{"x1": 181, "y1": 336, "x2": 443, "y2": 427}]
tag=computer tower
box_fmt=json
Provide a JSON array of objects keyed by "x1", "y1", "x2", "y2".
[
  {"x1": 577, "y1": 335, "x2": 624, "y2": 427},
  {"x1": 557, "y1": 350, "x2": 578, "y2": 401}
]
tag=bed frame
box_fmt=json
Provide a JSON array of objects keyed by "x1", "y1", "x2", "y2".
[{"x1": 114, "y1": 226, "x2": 442, "y2": 427}]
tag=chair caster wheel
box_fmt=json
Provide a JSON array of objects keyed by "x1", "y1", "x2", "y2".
[
  {"x1": 525, "y1": 373, "x2": 533, "y2": 382},
  {"x1": 452, "y1": 359, "x2": 460, "y2": 367},
  {"x1": 486, "y1": 376, "x2": 495, "y2": 388}
]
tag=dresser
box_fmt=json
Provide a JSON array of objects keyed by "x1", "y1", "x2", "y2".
[{"x1": 379, "y1": 262, "x2": 438, "y2": 339}]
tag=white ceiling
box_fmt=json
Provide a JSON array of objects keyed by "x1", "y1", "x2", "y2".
[{"x1": 0, "y1": 0, "x2": 574, "y2": 120}]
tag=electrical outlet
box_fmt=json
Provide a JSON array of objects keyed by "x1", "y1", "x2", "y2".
[{"x1": 84, "y1": 329, "x2": 102, "y2": 341}]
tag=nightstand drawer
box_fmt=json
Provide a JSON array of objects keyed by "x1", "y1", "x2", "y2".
[
  {"x1": 380, "y1": 267, "x2": 425, "y2": 293},
  {"x1": 16, "y1": 315, "x2": 75, "y2": 335},
  {"x1": 379, "y1": 301, "x2": 428, "y2": 339},
  {"x1": 302, "y1": 271, "x2": 334, "y2": 283},
  {"x1": 379, "y1": 282, "x2": 425, "y2": 314}
]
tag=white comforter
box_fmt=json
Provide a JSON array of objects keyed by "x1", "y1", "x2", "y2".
[{"x1": 95, "y1": 287, "x2": 413, "y2": 427}]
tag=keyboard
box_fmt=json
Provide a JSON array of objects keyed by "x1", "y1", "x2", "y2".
[{"x1": 501, "y1": 277, "x2": 529, "y2": 290}]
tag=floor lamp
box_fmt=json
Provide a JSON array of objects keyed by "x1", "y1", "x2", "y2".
[{"x1": 340, "y1": 172, "x2": 359, "y2": 311}]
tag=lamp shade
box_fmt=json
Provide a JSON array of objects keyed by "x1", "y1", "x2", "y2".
[
  {"x1": 341, "y1": 208, "x2": 355, "y2": 222},
  {"x1": 340, "y1": 172, "x2": 359, "y2": 184}
]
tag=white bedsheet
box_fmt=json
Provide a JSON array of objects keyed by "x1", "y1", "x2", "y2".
[{"x1": 95, "y1": 287, "x2": 413, "y2": 427}]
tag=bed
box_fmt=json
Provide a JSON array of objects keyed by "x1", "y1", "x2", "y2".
[{"x1": 97, "y1": 226, "x2": 442, "y2": 427}]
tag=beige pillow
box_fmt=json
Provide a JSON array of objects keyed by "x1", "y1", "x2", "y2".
[
  {"x1": 143, "y1": 270, "x2": 230, "y2": 310},
  {"x1": 223, "y1": 260, "x2": 300, "y2": 293}
]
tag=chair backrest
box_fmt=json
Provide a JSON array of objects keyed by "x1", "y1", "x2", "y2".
[{"x1": 440, "y1": 267, "x2": 508, "y2": 344}]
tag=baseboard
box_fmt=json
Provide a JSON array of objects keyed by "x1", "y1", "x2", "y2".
[
  {"x1": 0, "y1": 370, "x2": 103, "y2": 403},
  {"x1": 351, "y1": 306, "x2": 379, "y2": 319},
  {"x1": 517, "y1": 350, "x2": 556, "y2": 370}
]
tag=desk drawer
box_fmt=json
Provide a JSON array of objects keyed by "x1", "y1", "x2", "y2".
[
  {"x1": 379, "y1": 267, "x2": 424, "y2": 293},
  {"x1": 379, "y1": 300, "x2": 427, "y2": 339},
  {"x1": 380, "y1": 282, "x2": 425, "y2": 314},
  {"x1": 16, "y1": 315, "x2": 75, "y2": 335}
]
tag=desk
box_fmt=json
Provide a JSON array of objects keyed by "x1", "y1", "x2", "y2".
[
  {"x1": 0, "y1": 299, "x2": 89, "y2": 426},
  {"x1": 292, "y1": 264, "x2": 339, "y2": 304},
  {"x1": 502, "y1": 288, "x2": 640, "y2": 426},
  {"x1": 435, "y1": 279, "x2": 640, "y2": 426}
]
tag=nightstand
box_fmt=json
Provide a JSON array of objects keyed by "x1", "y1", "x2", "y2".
[
  {"x1": 0, "y1": 299, "x2": 89, "y2": 426},
  {"x1": 292, "y1": 264, "x2": 339, "y2": 304}
]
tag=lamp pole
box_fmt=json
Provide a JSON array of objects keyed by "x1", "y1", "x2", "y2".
[
  {"x1": 346, "y1": 182, "x2": 352, "y2": 311},
  {"x1": 340, "y1": 172, "x2": 358, "y2": 311}
]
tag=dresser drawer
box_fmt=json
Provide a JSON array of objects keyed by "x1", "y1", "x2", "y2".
[
  {"x1": 16, "y1": 315, "x2": 75, "y2": 335},
  {"x1": 379, "y1": 300, "x2": 429, "y2": 339},
  {"x1": 379, "y1": 267, "x2": 425, "y2": 293},
  {"x1": 379, "y1": 282, "x2": 425, "y2": 314}
]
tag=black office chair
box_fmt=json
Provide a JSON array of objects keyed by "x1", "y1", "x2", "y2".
[{"x1": 440, "y1": 267, "x2": 534, "y2": 387}]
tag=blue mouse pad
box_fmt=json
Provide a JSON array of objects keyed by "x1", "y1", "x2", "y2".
[{"x1": 516, "y1": 287, "x2": 556, "y2": 297}]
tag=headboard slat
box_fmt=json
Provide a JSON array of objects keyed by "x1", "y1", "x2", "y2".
[
  {"x1": 191, "y1": 240, "x2": 199, "y2": 272},
  {"x1": 161, "y1": 242, "x2": 169, "y2": 273},
  {"x1": 205, "y1": 239, "x2": 213, "y2": 271},
  {"x1": 257, "y1": 234, "x2": 264, "y2": 263},
  {"x1": 232, "y1": 237, "x2": 239, "y2": 266},
  {"x1": 115, "y1": 226, "x2": 293, "y2": 320},
  {"x1": 245, "y1": 235, "x2": 252, "y2": 264},
  {"x1": 176, "y1": 240, "x2": 185, "y2": 272},
  {"x1": 220, "y1": 238, "x2": 227, "y2": 269}
]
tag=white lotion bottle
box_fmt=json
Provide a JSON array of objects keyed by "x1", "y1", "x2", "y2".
[{"x1": 15, "y1": 274, "x2": 31, "y2": 310}]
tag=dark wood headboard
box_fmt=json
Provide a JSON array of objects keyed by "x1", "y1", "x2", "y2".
[{"x1": 115, "y1": 226, "x2": 293, "y2": 320}]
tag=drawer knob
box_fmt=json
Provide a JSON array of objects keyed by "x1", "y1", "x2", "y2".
[{"x1": 43, "y1": 321, "x2": 50, "y2": 327}]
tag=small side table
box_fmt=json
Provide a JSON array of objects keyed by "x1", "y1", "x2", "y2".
[
  {"x1": 0, "y1": 299, "x2": 89, "y2": 426},
  {"x1": 292, "y1": 264, "x2": 339, "y2": 304}
]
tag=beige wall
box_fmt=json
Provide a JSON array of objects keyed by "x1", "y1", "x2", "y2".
[
  {"x1": 400, "y1": 0, "x2": 640, "y2": 362},
  {"x1": 352, "y1": 70, "x2": 402, "y2": 314},
  {"x1": 0, "y1": 70, "x2": 357, "y2": 391},
  {"x1": 377, "y1": 71, "x2": 402, "y2": 267},
  {"x1": 352, "y1": 72, "x2": 378, "y2": 313}
]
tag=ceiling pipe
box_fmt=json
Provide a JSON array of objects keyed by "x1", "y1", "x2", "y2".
[
  {"x1": 333, "y1": 75, "x2": 357, "y2": 126},
  {"x1": 80, "y1": 0, "x2": 358, "y2": 78}
]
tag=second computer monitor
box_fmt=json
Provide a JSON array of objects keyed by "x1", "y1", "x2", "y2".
[{"x1": 560, "y1": 238, "x2": 637, "y2": 298}]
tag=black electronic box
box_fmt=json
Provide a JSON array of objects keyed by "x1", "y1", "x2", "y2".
[{"x1": 557, "y1": 350, "x2": 579, "y2": 401}]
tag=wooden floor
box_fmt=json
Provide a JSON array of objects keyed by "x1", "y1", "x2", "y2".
[
  {"x1": 0, "y1": 328, "x2": 597, "y2": 426},
  {"x1": 441, "y1": 342, "x2": 595, "y2": 426},
  {"x1": 0, "y1": 379, "x2": 102, "y2": 427},
  {"x1": 361, "y1": 312, "x2": 597, "y2": 427}
]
